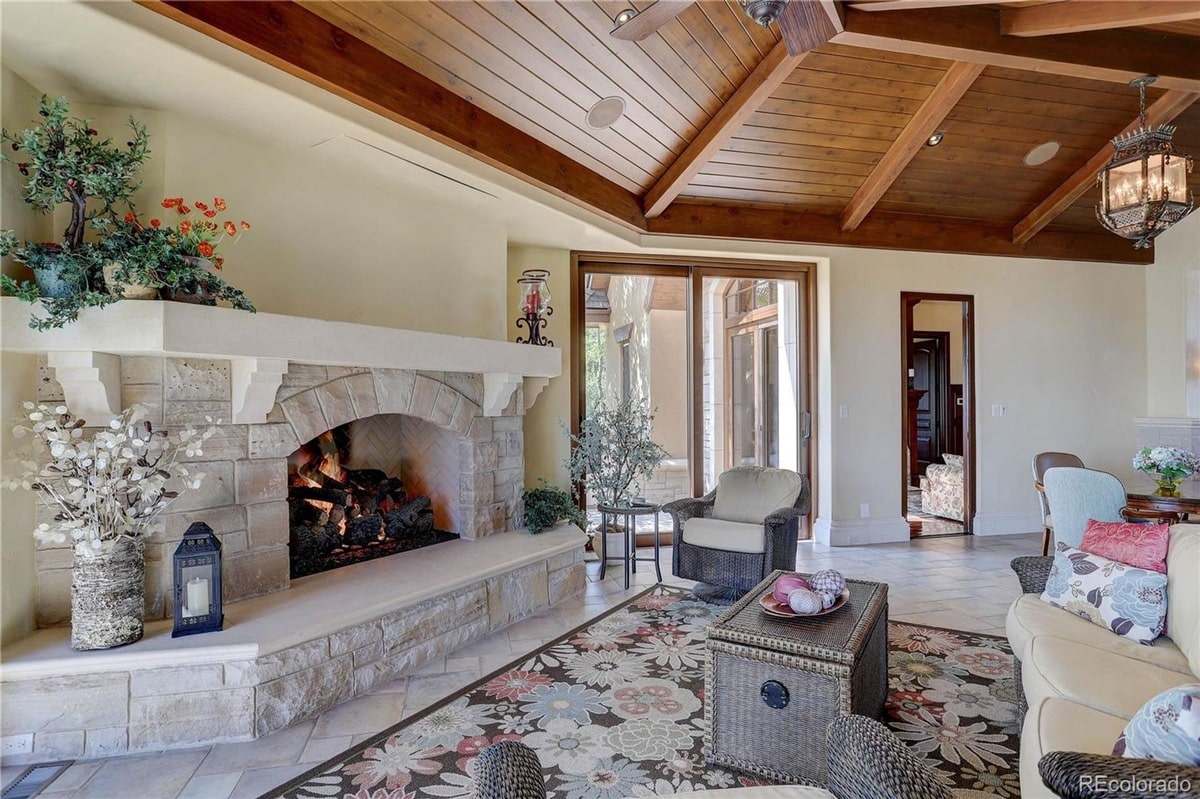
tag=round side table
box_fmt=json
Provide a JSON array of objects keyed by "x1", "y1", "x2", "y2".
[{"x1": 596, "y1": 501, "x2": 662, "y2": 590}]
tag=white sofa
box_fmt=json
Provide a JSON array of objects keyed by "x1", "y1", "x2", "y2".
[{"x1": 1006, "y1": 523, "x2": 1200, "y2": 798}]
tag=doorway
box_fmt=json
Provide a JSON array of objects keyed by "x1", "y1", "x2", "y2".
[{"x1": 901, "y1": 293, "x2": 975, "y2": 536}]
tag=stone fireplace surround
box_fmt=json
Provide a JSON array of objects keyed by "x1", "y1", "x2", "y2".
[{"x1": 0, "y1": 299, "x2": 582, "y2": 763}]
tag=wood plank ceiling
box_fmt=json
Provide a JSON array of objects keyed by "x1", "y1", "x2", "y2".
[{"x1": 146, "y1": 0, "x2": 1200, "y2": 264}]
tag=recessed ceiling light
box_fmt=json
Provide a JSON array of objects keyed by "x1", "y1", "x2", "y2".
[
  {"x1": 613, "y1": 8, "x2": 638, "y2": 27},
  {"x1": 587, "y1": 96, "x2": 626, "y2": 130},
  {"x1": 926, "y1": 131, "x2": 945, "y2": 147},
  {"x1": 1024, "y1": 140, "x2": 1061, "y2": 166}
]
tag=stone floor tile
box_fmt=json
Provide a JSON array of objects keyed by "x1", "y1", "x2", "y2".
[
  {"x1": 445, "y1": 656, "x2": 482, "y2": 674},
  {"x1": 228, "y1": 763, "x2": 318, "y2": 799},
  {"x1": 299, "y1": 734, "x2": 355, "y2": 764},
  {"x1": 446, "y1": 631, "x2": 515, "y2": 659},
  {"x1": 196, "y1": 720, "x2": 313, "y2": 775},
  {"x1": 31, "y1": 762, "x2": 101, "y2": 794},
  {"x1": 403, "y1": 672, "x2": 482, "y2": 716},
  {"x1": 410, "y1": 656, "x2": 447, "y2": 676},
  {"x1": 71, "y1": 751, "x2": 206, "y2": 799},
  {"x1": 311, "y1": 693, "x2": 405, "y2": 739},
  {"x1": 177, "y1": 771, "x2": 241, "y2": 799},
  {"x1": 371, "y1": 675, "x2": 409, "y2": 695}
]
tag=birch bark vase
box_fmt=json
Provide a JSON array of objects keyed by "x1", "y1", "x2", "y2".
[{"x1": 70, "y1": 535, "x2": 145, "y2": 650}]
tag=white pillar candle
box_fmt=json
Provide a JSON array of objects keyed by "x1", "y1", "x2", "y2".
[{"x1": 186, "y1": 577, "x2": 210, "y2": 618}]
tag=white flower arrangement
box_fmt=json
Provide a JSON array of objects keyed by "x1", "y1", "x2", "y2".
[
  {"x1": 5, "y1": 403, "x2": 216, "y2": 556},
  {"x1": 1132, "y1": 446, "x2": 1200, "y2": 481}
]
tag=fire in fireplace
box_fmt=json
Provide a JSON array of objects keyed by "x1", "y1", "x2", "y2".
[{"x1": 287, "y1": 421, "x2": 456, "y2": 578}]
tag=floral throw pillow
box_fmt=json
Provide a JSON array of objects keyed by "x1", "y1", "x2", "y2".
[
  {"x1": 1080, "y1": 519, "x2": 1169, "y2": 574},
  {"x1": 1113, "y1": 684, "x2": 1200, "y2": 765},
  {"x1": 1041, "y1": 542, "x2": 1168, "y2": 645}
]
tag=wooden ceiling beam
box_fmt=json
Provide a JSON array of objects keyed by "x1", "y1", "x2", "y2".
[
  {"x1": 851, "y1": 0, "x2": 996, "y2": 11},
  {"x1": 1001, "y1": 1, "x2": 1200, "y2": 38},
  {"x1": 1012, "y1": 89, "x2": 1200, "y2": 246},
  {"x1": 840, "y1": 61, "x2": 984, "y2": 232},
  {"x1": 610, "y1": 0, "x2": 693, "y2": 42},
  {"x1": 651, "y1": 202, "x2": 1152, "y2": 264},
  {"x1": 643, "y1": 42, "x2": 806, "y2": 219},
  {"x1": 140, "y1": 0, "x2": 646, "y2": 230},
  {"x1": 777, "y1": 0, "x2": 843, "y2": 56},
  {"x1": 834, "y1": 4, "x2": 1200, "y2": 91}
]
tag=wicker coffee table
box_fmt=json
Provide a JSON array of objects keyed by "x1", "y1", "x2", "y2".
[{"x1": 704, "y1": 570, "x2": 889, "y2": 786}]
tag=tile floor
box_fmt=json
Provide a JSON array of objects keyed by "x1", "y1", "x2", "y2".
[{"x1": 1, "y1": 532, "x2": 1040, "y2": 799}]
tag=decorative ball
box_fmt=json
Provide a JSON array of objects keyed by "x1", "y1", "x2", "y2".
[
  {"x1": 787, "y1": 588, "x2": 824, "y2": 615},
  {"x1": 810, "y1": 569, "x2": 846, "y2": 595},
  {"x1": 772, "y1": 573, "x2": 811, "y2": 605},
  {"x1": 817, "y1": 590, "x2": 838, "y2": 610}
]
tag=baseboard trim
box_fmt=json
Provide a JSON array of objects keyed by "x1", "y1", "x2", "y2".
[
  {"x1": 814, "y1": 516, "x2": 910, "y2": 546},
  {"x1": 972, "y1": 511, "x2": 1042, "y2": 536}
]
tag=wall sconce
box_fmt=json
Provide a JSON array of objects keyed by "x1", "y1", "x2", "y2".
[
  {"x1": 516, "y1": 269, "x2": 553, "y2": 346},
  {"x1": 171, "y1": 522, "x2": 224, "y2": 637}
]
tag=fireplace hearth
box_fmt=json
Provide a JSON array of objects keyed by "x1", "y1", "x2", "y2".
[{"x1": 288, "y1": 423, "x2": 456, "y2": 578}]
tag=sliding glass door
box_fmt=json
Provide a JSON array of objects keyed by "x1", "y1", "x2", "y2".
[{"x1": 574, "y1": 256, "x2": 812, "y2": 535}]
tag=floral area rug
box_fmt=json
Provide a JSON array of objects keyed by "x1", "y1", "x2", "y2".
[{"x1": 265, "y1": 585, "x2": 1021, "y2": 799}]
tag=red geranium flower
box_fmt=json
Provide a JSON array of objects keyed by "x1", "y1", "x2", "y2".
[
  {"x1": 150, "y1": 218, "x2": 160, "y2": 228},
  {"x1": 213, "y1": 197, "x2": 227, "y2": 211},
  {"x1": 240, "y1": 221, "x2": 251, "y2": 230},
  {"x1": 203, "y1": 209, "x2": 216, "y2": 218},
  {"x1": 179, "y1": 220, "x2": 191, "y2": 235},
  {"x1": 197, "y1": 242, "x2": 214, "y2": 258},
  {"x1": 224, "y1": 221, "x2": 237, "y2": 236}
]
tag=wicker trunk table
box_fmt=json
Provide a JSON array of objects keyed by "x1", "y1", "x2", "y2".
[{"x1": 704, "y1": 570, "x2": 889, "y2": 786}]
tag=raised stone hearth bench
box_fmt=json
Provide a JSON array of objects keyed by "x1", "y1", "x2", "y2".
[{"x1": 0, "y1": 526, "x2": 585, "y2": 765}]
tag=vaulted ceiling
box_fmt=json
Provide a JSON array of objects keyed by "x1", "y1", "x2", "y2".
[{"x1": 146, "y1": 1, "x2": 1200, "y2": 264}]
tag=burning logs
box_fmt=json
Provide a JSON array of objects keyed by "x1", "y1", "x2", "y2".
[{"x1": 287, "y1": 461, "x2": 451, "y2": 578}]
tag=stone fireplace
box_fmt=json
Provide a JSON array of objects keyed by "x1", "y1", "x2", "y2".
[
  {"x1": 1, "y1": 300, "x2": 581, "y2": 764},
  {"x1": 31, "y1": 362, "x2": 528, "y2": 625}
]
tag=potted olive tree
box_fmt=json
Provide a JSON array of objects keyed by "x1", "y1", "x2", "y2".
[
  {"x1": 0, "y1": 95, "x2": 149, "y2": 329},
  {"x1": 564, "y1": 397, "x2": 668, "y2": 508}
]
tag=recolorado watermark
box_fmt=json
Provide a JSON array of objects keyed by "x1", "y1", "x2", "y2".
[{"x1": 1079, "y1": 774, "x2": 1193, "y2": 794}]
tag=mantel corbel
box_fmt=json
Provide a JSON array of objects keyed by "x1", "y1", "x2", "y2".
[
  {"x1": 482, "y1": 373, "x2": 523, "y2": 417},
  {"x1": 46, "y1": 352, "x2": 121, "y2": 424},
  {"x1": 231, "y1": 358, "x2": 289, "y2": 424}
]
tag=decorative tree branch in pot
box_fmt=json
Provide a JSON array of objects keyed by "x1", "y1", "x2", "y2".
[
  {"x1": 4, "y1": 403, "x2": 217, "y2": 649},
  {"x1": 564, "y1": 398, "x2": 668, "y2": 508}
]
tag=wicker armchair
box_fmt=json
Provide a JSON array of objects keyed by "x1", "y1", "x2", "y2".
[
  {"x1": 664, "y1": 466, "x2": 811, "y2": 602},
  {"x1": 476, "y1": 715, "x2": 976, "y2": 799}
]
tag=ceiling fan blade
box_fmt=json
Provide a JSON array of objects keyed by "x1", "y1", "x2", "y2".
[
  {"x1": 610, "y1": 0, "x2": 695, "y2": 41},
  {"x1": 777, "y1": 0, "x2": 843, "y2": 56}
]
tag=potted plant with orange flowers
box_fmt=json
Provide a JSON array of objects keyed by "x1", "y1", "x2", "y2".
[{"x1": 100, "y1": 197, "x2": 255, "y2": 311}]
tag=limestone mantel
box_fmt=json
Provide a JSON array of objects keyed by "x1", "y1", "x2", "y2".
[{"x1": 0, "y1": 298, "x2": 561, "y2": 422}]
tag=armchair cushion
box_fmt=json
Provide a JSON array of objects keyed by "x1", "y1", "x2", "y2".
[
  {"x1": 681, "y1": 517, "x2": 766, "y2": 553},
  {"x1": 712, "y1": 466, "x2": 803, "y2": 523},
  {"x1": 921, "y1": 463, "x2": 964, "y2": 522}
]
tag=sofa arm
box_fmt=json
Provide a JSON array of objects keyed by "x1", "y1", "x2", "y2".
[
  {"x1": 826, "y1": 714, "x2": 954, "y2": 799},
  {"x1": 475, "y1": 740, "x2": 547, "y2": 799},
  {"x1": 924, "y1": 463, "x2": 962, "y2": 480},
  {"x1": 1011, "y1": 555, "x2": 1054, "y2": 594},
  {"x1": 1039, "y1": 752, "x2": 1200, "y2": 799}
]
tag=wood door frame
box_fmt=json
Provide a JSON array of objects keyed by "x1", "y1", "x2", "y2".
[
  {"x1": 901, "y1": 292, "x2": 976, "y2": 534},
  {"x1": 912, "y1": 329, "x2": 952, "y2": 469}
]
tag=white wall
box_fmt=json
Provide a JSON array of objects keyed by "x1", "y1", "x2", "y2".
[
  {"x1": 161, "y1": 113, "x2": 508, "y2": 339},
  {"x1": 510, "y1": 246, "x2": 571, "y2": 488},
  {"x1": 1144, "y1": 213, "x2": 1200, "y2": 417},
  {"x1": 2, "y1": 68, "x2": 54, "y2": 645}
]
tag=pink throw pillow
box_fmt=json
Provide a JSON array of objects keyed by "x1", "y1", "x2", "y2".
[{"x1": 1080, "y1": 520, "x2": 1169, "y2": 574}]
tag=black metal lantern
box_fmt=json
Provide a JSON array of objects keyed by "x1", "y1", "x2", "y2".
[
  {"x1": 171, "y1": 522, "x2": 224, "y2": 637},
  {"x1": 516, "y1": 269, "x2": 553, "y2": 346}
]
